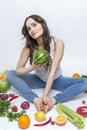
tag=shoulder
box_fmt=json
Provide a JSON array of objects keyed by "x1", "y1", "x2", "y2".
[
  {"x1": 21, "y1": 46, "x2": 30, "y2": 56},
  {"x1": 54, "y1": 38, "x2": 64, "y2": 49},
  {"x1": 55, "y1": 38, "x2": 64, "y2": 45}
]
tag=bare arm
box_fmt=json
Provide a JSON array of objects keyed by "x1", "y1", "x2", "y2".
[
  {"x1": 16, "y1": 47, "x2": 36, "y2": 75},
  {"x1": 43, "y1": 39, "x2": 64, "y2": 97}
]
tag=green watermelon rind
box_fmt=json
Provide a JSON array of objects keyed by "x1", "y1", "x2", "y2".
[
  {"x1": 33, "y1": 49, "x2": 50, "y2": 65},
  {"x1": 35, "y1": 55, "x2": 49, "y2": 64},
  {"x1": 34, "y1": 53, "x2": 49, "y2": 63}
]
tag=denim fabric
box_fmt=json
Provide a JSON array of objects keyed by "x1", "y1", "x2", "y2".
[{"x1": 7, "y1": 70, "x2": 87, "y2": 103}]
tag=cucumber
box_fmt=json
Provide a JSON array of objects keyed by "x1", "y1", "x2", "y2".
[{"x1": 81, "y1": 74, "x2": 87, "y2": 78}]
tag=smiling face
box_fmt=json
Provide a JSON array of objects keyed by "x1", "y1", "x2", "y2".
[{"x1": 26, "y1": 18, "x2": 44, "y2": 40}]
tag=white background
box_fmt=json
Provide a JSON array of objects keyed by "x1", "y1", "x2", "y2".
[
  {"x1": 0, "y1": 0, "x2": 87, "y2": 76},
  {"x1": 0, "y1": 0, "x2": 87, "y2": 130}
]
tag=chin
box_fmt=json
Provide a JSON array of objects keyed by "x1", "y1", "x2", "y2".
[{"x1": 32, "y1": 35, "x2": 42, "y2": 40}]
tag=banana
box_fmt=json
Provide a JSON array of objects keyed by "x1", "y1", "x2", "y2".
[{"x1": 0, "y1": 69, "x2": 8, "y2": 80}]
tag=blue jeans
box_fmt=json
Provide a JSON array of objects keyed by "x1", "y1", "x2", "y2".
[{"x1": 7, "y1": 70, "x2": 87, "y2": 103}]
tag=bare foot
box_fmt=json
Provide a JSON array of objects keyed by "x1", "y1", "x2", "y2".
[
  {"x1": 44, "y1": 98, "x2": 56, "y2": 113},
  {"x1": 33, "y1": 97, "x2": 45, "y2": 111}
]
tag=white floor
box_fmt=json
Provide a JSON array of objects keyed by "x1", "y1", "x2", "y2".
[{"x1": 0, "y1": 86, "x2": 87, "y2": 130}]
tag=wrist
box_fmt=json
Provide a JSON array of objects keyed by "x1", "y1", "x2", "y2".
[
  {"x1": 29, "y1": 65, "x2": 35, "y2": 71},
  {"x1": 43, "y1": 93, "x2": 48, "y2": 97}
]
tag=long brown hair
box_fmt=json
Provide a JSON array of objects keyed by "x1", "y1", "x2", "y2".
[{"x1": 22, "y1": 15, "x2": 51, "y2": 65}]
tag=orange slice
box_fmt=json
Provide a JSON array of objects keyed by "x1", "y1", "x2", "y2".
[
  {"x1": 55, "y1": 114, "x2": 67, "y2": 126},
  {"x1": 72, "y1": 73, "x2": 80, "y2": 78}
]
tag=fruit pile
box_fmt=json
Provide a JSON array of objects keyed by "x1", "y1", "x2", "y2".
[
  {"x1": 56, "y1": 103, "x2": 85, "y2": 129},
  {"x1": 1, "y1": 69, "x2": 87, "y2": 129},
  {"x1": 0, "y1": 69, "x2": 11, "y2": 93}
]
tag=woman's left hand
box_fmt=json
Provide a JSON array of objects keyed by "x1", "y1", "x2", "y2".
[
  {"x1": 42, "y1": 96, "x2": 56, "y2": 112},
  {"x1": 43, "y1": 95, "x2": 50, "y2": 104}
]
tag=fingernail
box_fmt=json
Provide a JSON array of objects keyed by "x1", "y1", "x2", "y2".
[{"x1": 45, "y1": 103, "x2": 48, "y2": 106}]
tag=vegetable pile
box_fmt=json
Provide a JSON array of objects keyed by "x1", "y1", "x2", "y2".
[
  {"x1": 81, "y1": 74, "x2": 87, "y2": 78},
  {"x1": 33, "y1": 49, "x2": 50, "y2": 65},
  {"x1": 56, "y1": 103, "x2": 85, "y2": 129},
  {"x1": 0, "y1": 93, "x2": 26, "y2": 121}
]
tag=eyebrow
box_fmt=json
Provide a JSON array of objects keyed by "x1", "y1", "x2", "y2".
[{"x1": 26, "y1": 21, "x2": 37, "y2": 27}]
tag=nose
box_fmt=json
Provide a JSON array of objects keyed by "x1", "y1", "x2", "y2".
[{"x1": 30, "y1": 27, "x2": 35, "y2": 33}]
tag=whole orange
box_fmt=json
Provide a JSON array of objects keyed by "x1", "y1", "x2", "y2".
[
  {"x1": 18, "y1": 115, "x2": 30, "y2": 129},
  {"x1": 72, "y1": 73, "x2": 80, "y2": 78}
]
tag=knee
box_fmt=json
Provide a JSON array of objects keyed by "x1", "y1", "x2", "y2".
[
  {"x1": 83, "y1": 78, "x2": 87, "y2": 84},
  {"x1": 6, "y1": 70, "x2": 16, "y2": 80},
  {"x1": 79, "y1": 78, "x2": 87, "y2": 85}
]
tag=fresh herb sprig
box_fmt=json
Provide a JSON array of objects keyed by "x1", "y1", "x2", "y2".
[
  {"x1": 7, "y1": 110, "x2": 26, "y2": 121},
  {"x1": 0, "y1": 99, "x2": 10, "y2": 117},
  {"x1": 0, "y1": 98, "x2": 26, "y2": 121}
]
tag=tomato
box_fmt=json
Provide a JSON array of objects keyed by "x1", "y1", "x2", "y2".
[{"x1": 11, "y1": 106, "x2": 18, "y2": 112}]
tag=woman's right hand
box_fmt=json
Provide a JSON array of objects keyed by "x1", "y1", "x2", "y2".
[
  {"x1": 33, "y1": 97, "x2": 45, "y2": 111},
  {"x1": 31, "y1": 62, "x2": 45, "y2": 70},
  {"x1": 42, "y1": 96, "x2": 56, "y2": 112}
]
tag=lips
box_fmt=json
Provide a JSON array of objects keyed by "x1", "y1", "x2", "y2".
[{"x1": 31, "y1": 31, "x2": 37, "y2": 37}]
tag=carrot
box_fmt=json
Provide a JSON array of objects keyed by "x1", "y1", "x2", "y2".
[{"x1": 0, "y1": 75, "x2": 4, "y2": 80}]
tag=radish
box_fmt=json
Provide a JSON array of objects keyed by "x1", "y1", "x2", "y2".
[{"x1": 21, "y1": 101, "x2": 30, "y2": 109}]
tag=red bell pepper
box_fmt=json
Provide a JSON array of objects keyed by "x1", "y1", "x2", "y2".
[
  {"x1": 9, "y1": 95, "x2": 19, "y2": 102},
  {"x1": 34, "y1": 117, "x2": 52, "y2": 126}
]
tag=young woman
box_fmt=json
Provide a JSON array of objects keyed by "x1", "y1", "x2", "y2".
[{"x1": 7, "y1": 15, "x2": 87, "y2": 112}]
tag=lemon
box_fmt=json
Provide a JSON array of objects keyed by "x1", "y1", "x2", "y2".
[{"x1": 34, "y1": 111, "x2": 46, "y2": 122}]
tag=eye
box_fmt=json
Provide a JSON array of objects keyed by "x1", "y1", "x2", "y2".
[
  {"x1": 32, "y1": 23, "x2": 37, "y2": 27},
  {"x1": 27, "y1": 27, "x2": 31, "y2": 31}
]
